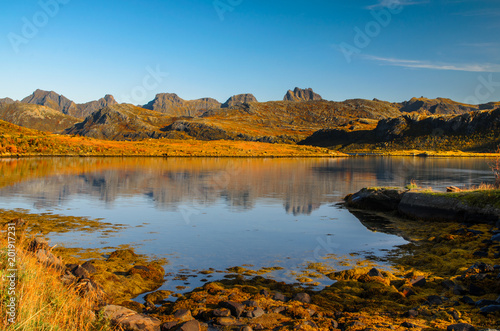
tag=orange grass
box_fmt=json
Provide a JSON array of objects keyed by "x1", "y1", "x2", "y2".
[{"x1": 0, "y1": 231, "x2": 113, "y2": 330}]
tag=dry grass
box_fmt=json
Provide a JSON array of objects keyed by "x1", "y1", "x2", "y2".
[{"x1": 0, "y1": 230, "x2": 113, "y2": 330}]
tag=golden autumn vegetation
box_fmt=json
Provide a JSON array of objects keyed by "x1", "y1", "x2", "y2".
[{"x1": 0, "y1": 120, "x2": 342, "y2": 157}]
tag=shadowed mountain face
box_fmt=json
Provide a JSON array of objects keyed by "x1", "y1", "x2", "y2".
[
  {"x1": 143, "y1": 93, "x2": 221, "y2": 116},
  {"x1": 302, "y1": 108, "x2": 500, "y2": 151},
  {"x1": 64, "y1": 104, "x2": 175, "y2": 140},
  {"x1": 221, "y1": 94, "x2": 258, "y2": 108},
  {"x1": 399, "y1": 97, "x2": 478, "y2": 115},
  {"x1": 0, "y1": 102, "x2": 80, "y2": 133},
  {"x1": 74, "y1": 94, "x2": 118, "y2": 119},
  {"x1": 283, "y1": 87, "x2": 322, "y2": 102}
]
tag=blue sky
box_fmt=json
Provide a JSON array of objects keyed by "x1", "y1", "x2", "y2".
[{"x1": 1, "y1": 0, "x2": 499, "y2": 104}]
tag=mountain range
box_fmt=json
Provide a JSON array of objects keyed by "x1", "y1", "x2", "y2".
[{"x1": 1, "y1": 88, "x2": 499, "y2": 151}]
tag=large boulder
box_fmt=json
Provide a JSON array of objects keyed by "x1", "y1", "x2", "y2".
[{"x1": 345, "y1": 188, "x2": 407, "y2": 212}]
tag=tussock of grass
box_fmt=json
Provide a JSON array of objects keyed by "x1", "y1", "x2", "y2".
[{"x1": 0, "y1": 232, "x2": 112, "y2": 330}]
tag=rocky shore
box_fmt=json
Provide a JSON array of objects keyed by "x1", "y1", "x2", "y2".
[{"x1": 5, "y1": 187, "x2": 500, "y2": 330}]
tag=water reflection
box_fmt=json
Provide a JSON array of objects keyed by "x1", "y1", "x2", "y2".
[
  {"x1": 0, "y1": 157, "x2": 494, "y2": 213},
  {"x1": 0, "y1": 156, "x2": 493, "y2": 293}
]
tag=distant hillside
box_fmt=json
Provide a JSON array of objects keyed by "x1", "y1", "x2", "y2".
[
  {"x1": 64, "y1": 104, "x2": 176, "y2": 140},
  {"x1": 301, "y1": 108, "x2": 500, "y2": 152},
  {"x1": 398, "y1": 97, "x2": 479, "y2": 115},
  {"x1": 0, "y1": 102, "x2": 79, "y2": 133},
  {"x1": 143, "y1": 93, "x2": 221, "y2": 116},
  {"x1": 161, "y1": 98, "x2": 401, "y2": 142},
  {"x1": 221, "y1": 94, "x2": 258, "y2": 108}
]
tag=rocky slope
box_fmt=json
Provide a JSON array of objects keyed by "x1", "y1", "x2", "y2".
[
  {"x1": 74, "y1": 94, "x2": 117, "y2": 119},
  {"x1": 22, "y1": 89, "x2": 79, "y2": 117},
  {"x1": 283, "y1": 87, "x2": 322, "y2": 101},
  {"x1": 399, "y1": 97, "x2": 479, "y2": 115},
  {"x1": 143, "y1": 93, "x2": 221, "y2": 116},
  {"x1": 0, "y1": 97, "x2": 14, "y2": 105},
  {"x1": 0, "y1": 102, "x2": 80, "y2": 133},
  {"x1": 302, "y1": 108, "x2": 500, "y2": 151},
  {"x1": 64, "y1": 104, "x2": 175, "y2": 140},
  {"x1": 221, "y1": 94, "x2": 258, "y2": 108}
]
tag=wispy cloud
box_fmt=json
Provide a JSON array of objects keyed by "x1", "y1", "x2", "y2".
[
  {"x1": 453, "y1": 8, "x2": 500, "y2": 16},
  {"x1": 459, "y1": 42, "x2": 500, "y2": 48},
  {"x1": 364, "y1": 55, "x2": 500, "y2": 72},
  {"x1": 366, "y1": 0, "x2": 429, "y2": 10}
]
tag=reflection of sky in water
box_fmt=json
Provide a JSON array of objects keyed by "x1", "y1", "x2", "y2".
[{"x1": 0, "y1": 157, "x2": 494, "y2": 295}]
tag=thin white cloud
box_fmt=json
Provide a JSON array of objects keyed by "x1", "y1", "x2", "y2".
[
  {"x1": 453, "y1": 8, "x2": 500, "y2": 16},
  {"x1": 459, "y1": 42, "x2": 500, "y2": 48},
  {"x1": 366, "y1": 0, "x2": 429, "y2": 10},
  {"x1": 364, "y1": 55, "x2": 500, "y2": 72}
]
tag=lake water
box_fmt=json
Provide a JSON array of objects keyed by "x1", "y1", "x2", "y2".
[{"x1": 0, "y1": 157, "x2": 495, "y2": 296}]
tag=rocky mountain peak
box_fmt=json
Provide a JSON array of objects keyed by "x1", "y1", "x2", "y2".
[
  {"x1": 0, "y1": 97, "x2": 14, "y2": 105},
  {"x1": 75, "y1": 94, "x2": 118, "y2": 119},
  {"x1": 221, "y1": 94, "x2": 258, "y2": 108},
  {"x1": 283, "y1": 88, "x2": 322, "y2": 102},
  {"x1": 22, "y1": 89, "x2": 78, "y2": 116},
  {"x1": 143, "y1": 93, "x2": 221, "y2": 116}
]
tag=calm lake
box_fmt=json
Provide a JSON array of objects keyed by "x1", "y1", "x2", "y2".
[{"x1": 0, "y1": 157, "x2": 495, "y2": 296}]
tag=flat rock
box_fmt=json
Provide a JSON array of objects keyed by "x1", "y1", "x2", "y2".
[
  {"x1": 292, "y1": 292, "x2": 311, "y2": 304},
  {"x1": 447, "y1": 323, "x2": 476, "y2": 331},
  {"x1": 480, "y1": 305, "x2": 500, "y2": 314},
  {"x1": 220, "y1": 301, "x2": 245, "y2": 318},
  {"x1": 101, "y1": 305, "x2": 161, "y2": 331},
  {"x1": 273, "y1": 292, "x2": 288, "y2": 302}
]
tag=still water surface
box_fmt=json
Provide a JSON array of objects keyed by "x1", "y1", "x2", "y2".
[{"x1": 0, "y1": 157, "x2": 494, "y2": 294}]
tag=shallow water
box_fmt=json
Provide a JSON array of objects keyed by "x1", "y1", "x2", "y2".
[{"x1": 0, "y1": 157, "x2": 494, "y2": 295}]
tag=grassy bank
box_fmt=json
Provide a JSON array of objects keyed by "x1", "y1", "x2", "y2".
[{"x1": 0, "y1": 231, "x2": 111, "y2": 330}]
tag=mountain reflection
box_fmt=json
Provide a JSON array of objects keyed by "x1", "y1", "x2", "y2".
[{"x1": 0, "y1": 157, "x2": 492, "y2": 215}]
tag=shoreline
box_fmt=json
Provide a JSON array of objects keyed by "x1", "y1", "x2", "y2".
[{"x1": 2, "y1": 187, "x2": 500, "y2": 330}]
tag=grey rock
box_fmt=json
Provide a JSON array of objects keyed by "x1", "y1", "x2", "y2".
[
  {"x1": 292, "y1": 292, "x2": 311, "y2": 304},
  {"x1": 447, "y1": 323, "x2": 476, "y2": 331},
  {"x1": 219, "y1": 301, "x2": 245, "y2": 318},
  {"x1": 81, "y1": 261, "x2": 97, "y2": 274},
  {"x1": 101, "y1": 305, "x2": 161, "y2": 331},
  {"x1": 272, "y1": 292, "x2": 288, "y2": 302},
  {"x1": 480, "y1": 305, "x2": 500, "y2": 314},
  {"x1": 367, "y1": 268, "x2": 384, "y2": 278}
]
